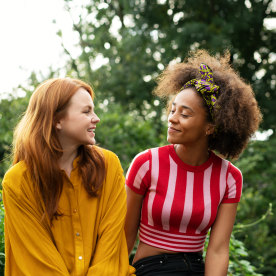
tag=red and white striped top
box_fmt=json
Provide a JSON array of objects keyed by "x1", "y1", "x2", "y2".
[{"x1": 126, "y1": 145, "x2": 242, "y2": 252}]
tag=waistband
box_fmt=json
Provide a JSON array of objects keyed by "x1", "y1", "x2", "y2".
[{"x1": 133, "y1": 252, "x2": 203, "y2": 268}]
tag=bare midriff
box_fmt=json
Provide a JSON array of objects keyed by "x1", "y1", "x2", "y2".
[{"x1": 132, "y1": 241, "x2": 180, "y2": 264}]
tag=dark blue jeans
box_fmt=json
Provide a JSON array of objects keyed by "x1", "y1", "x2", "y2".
[{"x1": 133, "y1": 252, "x2": 205, "y2": 276}]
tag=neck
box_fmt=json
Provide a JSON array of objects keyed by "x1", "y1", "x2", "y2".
[
  {"x1": 174, "y1": 143, "x2": 210, "y2": 166},
  {"x1": 58, "y1": 145, "x2": 79, "y2": 177}
]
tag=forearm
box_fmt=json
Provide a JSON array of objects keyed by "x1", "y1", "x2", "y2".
[
  {"x1": 125, "y1": 186, "x2": 143, "y2": 255},
  {"x1": 125, "y1": 224, "x2": 139, "y2": 255},
  {"x1": 205, "y1": 248, "x2": 229, "y2": 276},
  {"x1": 205, "y1": 203, "x2": 239, "y2": 276}
]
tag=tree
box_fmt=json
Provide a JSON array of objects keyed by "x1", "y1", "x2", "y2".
[
  {"x1": 234, "y1": 134, "x2": 276, "y2": 275},
  {"x1": 60, "y1": 0, "x2": 275, "y2": 130}
]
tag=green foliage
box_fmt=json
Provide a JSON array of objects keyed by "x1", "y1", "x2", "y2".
[
  {"x1": 203, "y1": 232, "x2": 263, "y2": 275},
  {"x1": 0, "y1": 91, "x2": 31, "y2": 184},
  {"x1": 0, "y1": 71, "x2": 60, "y2": 185},
  {"x1": 61, "y1": 0, "x2": 275, "y2": 131},
  {"x1": 0, "y1": 90, "x2": 30, "y2": 275},
  {"x1": 95, "y1": 103, "x2": 167, "y2": 170},
  {"x1": 233, "y1": 135, "x2": 276, "y2": 275},
  {"x1": 228, "y1": 235, "x2": 263, "y2": 276}
]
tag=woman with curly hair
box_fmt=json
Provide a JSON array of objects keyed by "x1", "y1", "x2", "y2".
[
  {"x1": 125, "y1": 50, "x2": 262, "y2": 276},
  {"x1": 2, "y1": 78, "x2": 135, "y2": 275}
]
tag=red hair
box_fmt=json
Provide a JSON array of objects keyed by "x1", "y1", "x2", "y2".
[{"x1": 13, "y1": 78, "x2": 105, "y2": 223}]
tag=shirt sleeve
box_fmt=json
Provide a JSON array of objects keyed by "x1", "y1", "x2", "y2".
[
  {"x1": 125, "y1": 150, "x2": 151, "y2": 195},
  {"x1": 221, "y1": 163, "x2": 243, "y2": 204},
  {"x1": 87, "y1": 152, "x2": 134, "y2": 276},
  {"x1": 2, "y1": 170, "x2": 70, "y2": 276}
]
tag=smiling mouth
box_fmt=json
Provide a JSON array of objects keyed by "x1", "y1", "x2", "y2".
[
  {"x1": 88, "y1": 128, "x2": 95, "y2": 133},
  {"x1": 168, "y1": 126, "x2": 180, "y2": 132}
]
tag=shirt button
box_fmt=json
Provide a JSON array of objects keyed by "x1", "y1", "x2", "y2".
[
  {"x1": 73, "y1": 209, "x2": 77, "y2": 213},
  {"x1": 76, "y1": 232, "x2": 80, "y2": 237},
  {"x1": 78, "y1": 256, "x2": 83, "y2": 260}
]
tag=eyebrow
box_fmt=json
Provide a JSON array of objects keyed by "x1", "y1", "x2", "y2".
[
  {"x1": 83, "y1": 104, "x2": 94, "y2": 109},
  {"x1": 172, "y1": 102, "x2": 194, "y2": 113}
]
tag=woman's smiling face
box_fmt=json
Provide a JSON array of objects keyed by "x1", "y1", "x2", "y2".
[
  {"x1": 56, "y1": 87, "x2": 100, "y2": 148},
  {"x1": 167, "y1": 88, "x2": 212, "y2": 146}
]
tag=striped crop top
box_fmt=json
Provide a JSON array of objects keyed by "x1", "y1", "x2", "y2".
[{"x1": 126, "y1": 145, "x2": 243, "y2": 252}]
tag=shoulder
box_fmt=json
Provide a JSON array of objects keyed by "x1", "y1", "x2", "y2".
[
  {"x1": 213, "y1": 152, "x2": 243, "y2": 182},
  {"x1": 94, "y1": 146, "x2": 121, "y2": 166},
  {"x1": 3, "y1": 161, "x2": 28, "y2": 185},
  {"x1": 130, "y1": 145, "x2": 169, "y2": 163},
  {"x1": 210, "y1": 152, "x2": 242, "y2": 184},
  {"x1": 93, "y1": 147, "x2": 126, "y2": 197},
  {"x1": 227, "y1": 161, "x2": 242, "y2": 174},
  {"x1": 132, "y1": 148, "x2": 151, "y2": 162},
  {"x1": 127, "y1": 148, "x2": 153, "y2": 174},
  {"x1": 2, "y1": 161, "x2": 30, "y2": 196},
  {"x1": 211, "y1": 152, "x2": 242, "y2": 173},
  {"x1": 127, "y1": 145, "x2": 171, "y2": 171},
  {"x1": 4, "y1": 160, "x2": 28, "y2": 176},
  {"x1": 93, "y1": 146, "x2": 124, "y2": 182},
  {"x1": 227, "y1": 162, "x2": 243, "y2": 183}
]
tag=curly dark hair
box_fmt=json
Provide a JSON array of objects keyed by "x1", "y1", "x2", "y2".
[{"x1": 153, "y1": 50, "x2": 262, "y2": 159}]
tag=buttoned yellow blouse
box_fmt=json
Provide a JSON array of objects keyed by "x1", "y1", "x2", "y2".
[{"x1": 3, "y1": 147, "x2": 135, "y2": 276}]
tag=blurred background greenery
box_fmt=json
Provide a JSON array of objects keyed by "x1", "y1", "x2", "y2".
[{"x1": 0, "y1": 0, "x2": 275, "y2": 275}]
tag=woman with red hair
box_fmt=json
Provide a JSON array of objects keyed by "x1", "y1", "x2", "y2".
[{"x1": 2, "y1": 78, "x2": 134, "y2": 275}]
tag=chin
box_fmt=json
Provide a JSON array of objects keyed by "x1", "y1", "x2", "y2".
[
  {"x1": 83, "y1": 138, "x2": 96, "y2": 146},
  {"x1": 90, "y1": 139, "x2": 96, "y2": 145},
  {"x1": 167, "y1": 135, "x2": 175, "y2": 144}
]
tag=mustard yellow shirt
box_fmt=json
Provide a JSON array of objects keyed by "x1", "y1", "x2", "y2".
[{"x1": 3, "y1": 148, "x2": 135, "y2": 276}]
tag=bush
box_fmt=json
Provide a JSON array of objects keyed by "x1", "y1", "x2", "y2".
[{"x1": 96, "y1": 103, "x2": 167, "y2": 171}]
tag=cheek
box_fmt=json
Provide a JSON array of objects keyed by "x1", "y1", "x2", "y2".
[
  {"x1": 182, "y1": 119, "x2": 205, "y2": 134},
  {"x1": 72, "y1": 113, "x2": 86, "y2": 121}
]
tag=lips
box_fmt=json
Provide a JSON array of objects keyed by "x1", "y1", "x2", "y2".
[
  {"x1": 88, "y1": 127, "x2": 96, "y2": 133},
  {"x1": 168, "y1": 126, "x2": 181, "y2": 132}
]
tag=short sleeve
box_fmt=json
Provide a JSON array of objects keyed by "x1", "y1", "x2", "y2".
[
  {"x1": 125, "y1": 150, "x2": 151, "y2": 195},
  {"x1": 221, "y1": 163, "x2": 243, "y2": 204}
]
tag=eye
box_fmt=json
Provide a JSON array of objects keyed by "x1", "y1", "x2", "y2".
[
  {"x1": 181, "y1": 114, "x2": 189, "y2": 118},
  {"x1": 170, "y1": 109, "x2": 175, "y2": 114}
]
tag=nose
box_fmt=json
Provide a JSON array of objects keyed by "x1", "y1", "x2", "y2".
[
  {"x1": 168, "y1": 112, "x2": 177, "y2": 124},
  {"x1": 92, "y1": 113, "x2": 100, "y2": 124}
]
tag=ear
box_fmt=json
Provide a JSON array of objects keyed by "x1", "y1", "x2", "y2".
[
  {"x1": 55, "y1": 120, "x2": 62, "y2": 130},
  {"x1": 205, "y1": 123, "x2": 215, "y2": 136}
]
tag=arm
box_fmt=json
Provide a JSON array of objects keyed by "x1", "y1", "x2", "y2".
[
  {"x1": 125, "y1": 186, "x2": 144, "y2": 254},
  {"x1": 87, "y1": 156, "x2": 135, "y2": 276},
  {"x1": 205, "y1": 203, "x2": 238, "y2": 276},
  {"x1": 3, "y1": 178, "x2": 70, "y2": 275}
]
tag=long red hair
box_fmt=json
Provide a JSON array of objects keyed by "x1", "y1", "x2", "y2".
[{"x1": 13, "y1": 78, "x2": 105, "y2": 223}]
